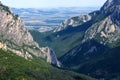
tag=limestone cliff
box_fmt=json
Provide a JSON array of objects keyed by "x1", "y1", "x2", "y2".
[
  {"x1": 0, "y1": 2, "x2": 59, "y2": 66},
  {"x1": 54, "y1": 14, "x2": 91, "y2": 32},
  {"x1": 83, "y1": 0, "x2": 120, "y2": 47}
]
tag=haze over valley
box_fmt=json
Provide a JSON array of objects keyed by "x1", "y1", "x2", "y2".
[{"x1": 13, "y1": 7, "x2": 98, "y2": 32}]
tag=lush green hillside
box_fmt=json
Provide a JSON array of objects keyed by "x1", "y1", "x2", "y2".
[
  {"x1": 29, "y1": 0, "x2": 120, "y2": 80},
  {"x1": 0, "y1": 49, "x2": 95, "y2": 80},
  {"x1": 29, "y1": 11, "x2": 101, "y2": 59},
  {"x1": 30, "y1": 27, "x2": 85, "y2": 58}
]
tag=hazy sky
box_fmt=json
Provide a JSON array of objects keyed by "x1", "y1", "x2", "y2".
[{"x1": 1, "y1": 0, "x2": 106, "y2": 8}]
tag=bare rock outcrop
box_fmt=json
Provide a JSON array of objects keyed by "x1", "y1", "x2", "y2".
[
  {"x1": 0, "y1": 2, "x2": 60, "y2": 67},
  {"x1": 54, "y1": 14, "x2": 91, "y2": 32}
]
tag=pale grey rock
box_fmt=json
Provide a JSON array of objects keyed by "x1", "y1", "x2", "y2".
[
  {"x1": 54, "y1": 14, "x2": 91, "y2": 32},
  {"x1": 83, "y1": 16, "x2": 120, "y2": 46},
  {"x1": 83, "y1": 1, "x2": 120, "y2": 45},
  {"x1": 100, "y1": 0, "x2": 113, "y2": 13},
  {"x1": 40, "y1": 47, "x2": 61, "y2": 67},
  {"x1": 0, "y1": 11, "x2": 37, "y2": 46},
  {"x1": 0, "y1": 2, "x2": 59, "y2": 66}
]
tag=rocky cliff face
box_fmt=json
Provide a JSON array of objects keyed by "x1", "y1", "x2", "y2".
[
  {"x1": 40, "y1": 47, "x2": 60, "y2": 67},
  {"x1": 83, "y1": 0, "x2": 120, "y2": 47},
  {"x1": 0, "y1": 2, "x2": 37, "y2": 45},
  {"x1": 54, "y1": 14, "x2": 91, "y2": 32},
  {"x1": 100, "y1": 0, "x2": 113, "y2": 13},
  {"x1": 83, "y1": 16, "x2": 120, "y2": 47},
  {"x1": 0, "y1": 2, "x2": 59, "y2": 66},
  {"x1": 101, "y1": 0, "x2": 120, "y2": 13}
]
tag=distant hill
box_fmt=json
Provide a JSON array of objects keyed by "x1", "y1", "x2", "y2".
[{"x1": 12, "y1": 7, "x2": 98, "y2": 32}]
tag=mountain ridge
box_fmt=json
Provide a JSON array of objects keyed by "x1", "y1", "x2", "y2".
[
  {"x1": 0, "y1": 2, "x2": 60, "y2": 66},
  {"x1": 30, "y1": 0, "x2": 120, "y2": 79},
  {"x1": 59, "y1": 0, "x2": 120, "y2": 79}
]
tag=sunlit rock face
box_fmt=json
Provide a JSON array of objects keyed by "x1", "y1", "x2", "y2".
[
  {"x1": 54, "y1": 14, "x2": 91, "y2": 32},
  {"x1": 83, "y1": 0, "x2": 120, "y2": 46},
  {"x1": 0, "y1": 2, "x2": 60, "y2": 67},
  {"x1": 0, "y1": 4, "x2": 37, "y2": 46},
  {"x1": 40, "y1": 47, "x2": 61, "y2": 67}
]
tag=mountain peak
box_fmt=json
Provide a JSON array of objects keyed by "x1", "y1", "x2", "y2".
[
  {"x1": 0, "y1": 1, "x2": 13, "y2": 14},
  {"x1": 101, "y1": 0, "x2": 120, "y2": 13},
  {"x1": 100, "y1": 0, "x2": 120, "y2": 26}
]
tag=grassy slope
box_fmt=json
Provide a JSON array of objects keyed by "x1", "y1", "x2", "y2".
[
  {"x1": 29, "y1": 11, "x2": 101, "y2": 59},
  {"x1": 0, "y1": 49, "x2": 95, "y2": 80},
  {"x1": 30, "y1": 27, "x2": 84, "y2": 58}
]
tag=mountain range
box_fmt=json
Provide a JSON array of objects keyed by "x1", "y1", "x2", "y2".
[
  {"x1": 30, "y1": 0, "x2": 120, "y2": 79},
  {"x1": 0, "y1": 1, "x2": 97, "y2": 80},
  {"x1": 0, "y1": 0, "x2": 120, "y2": 80}
]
